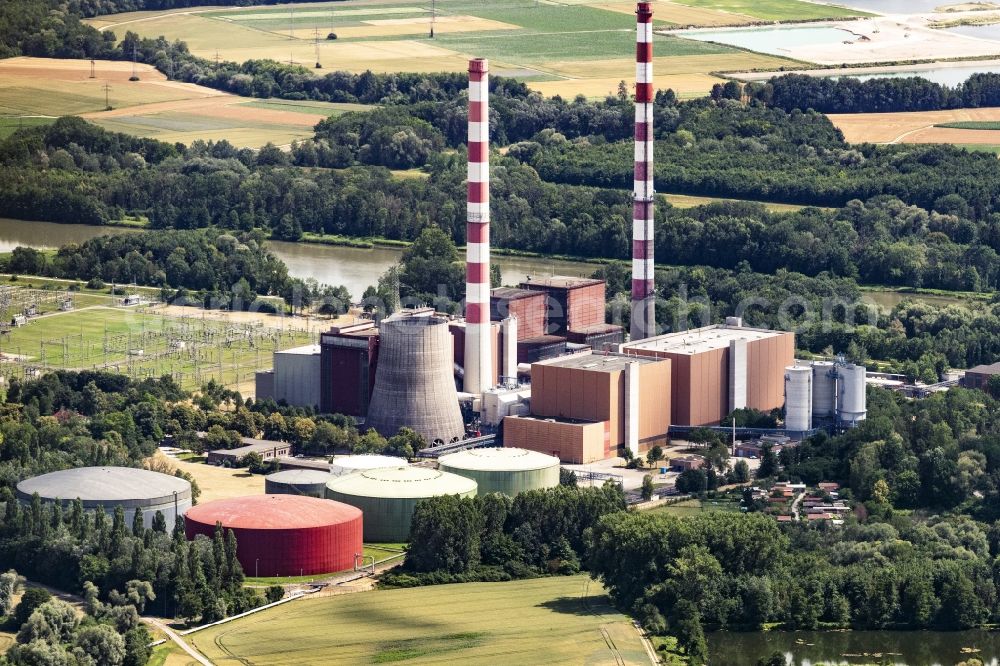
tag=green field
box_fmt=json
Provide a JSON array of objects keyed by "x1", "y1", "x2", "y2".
[
  {"x1": 191, "y1": 575, "x2": 651, "y2": 665},
  {"x1": 673, "y1": 0, "x2": 869, "y2": 21},
  {"x1": 937, "y1": 121, "x2": 1000, "y2": 130},
  {"x1": 237, "y1": 99, "x2": 371, "y2": 116},
  {"x1": 0, "y1": 116, "x2": 56, "y2": 140},
  {"x1": 0, "y1": 305, "x2": 312, "y2": 390},
  {"x1": 956, "y1": 143, "x2": 1000, "y2": 154},
  {"x1": 646, "y1": 498, "x2": 742, "y2": 517}
]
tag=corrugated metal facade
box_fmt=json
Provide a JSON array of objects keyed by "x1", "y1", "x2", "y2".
[{"x1": 319, "y1": 330, "x2": 379, "y2": 417}]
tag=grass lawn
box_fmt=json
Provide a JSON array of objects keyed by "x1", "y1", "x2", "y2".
[
  {"x1": 191, "y1": 575, "x2": 650, "y2": 665},
  {"x1": 672, "y1": 0, "x2": 869, "y2": 21},
  {"x1": 243, "y1": 547, "x2": 405, "y2": 584},
  {"x1": 957, "y1": 143, "x2": 1000, "y2": 154},
  {"x1": 646, "y1": 498, "x2": 742, "y2": 517}
]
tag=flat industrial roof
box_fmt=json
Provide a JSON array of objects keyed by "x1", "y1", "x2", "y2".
[
  {"x1": 275, "y1": 344, "x2": 320, "y2": 356},
  {"x1": 537, "y1": 351, "x2": 665, "y2": 373},
  {"x1": 621, "y1": 325, "x2": 788, "y2": 356},
  {"x1": 492, "y1": 287, "x2": 543, "y2": 301},
  {"x1": 521, "y1": 276, "x2": 603, "y2": 290}
]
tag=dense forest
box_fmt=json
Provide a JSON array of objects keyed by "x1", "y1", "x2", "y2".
[{"x1": 69, "y1": 0, "x2": 336, "y2": 18}]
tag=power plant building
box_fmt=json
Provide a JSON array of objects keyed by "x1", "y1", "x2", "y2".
[
  {"x1": 503, "y1": 351, "x2": 671, "y2": 463},
  {"x1": 254, "y1": 344, "x2": 321, "y2": 409},
  {"x1": 365, "y1": 314, "x2": 466, "y2": 444},
  {"x1": 184, "y1": 495, "x2": 362, "y2": 577},
  {"x1": 264, "y1": 470, "x2": 331, "y2": 498},
  {"x1": 16, "y1": 466, "x2": 191, "y2": 529},
  {"x1": 319, "y1": 321, "x2": 380, "y2": 417},
  {"x1": 621, "y1": 323, "x2": 794, "y2": 426},
  {"x1": 439, "y1": 448, "x2": 560, "y2": 496},
  {"x1": 325, "y1": 467, "x2": 477, "y2": 542}
]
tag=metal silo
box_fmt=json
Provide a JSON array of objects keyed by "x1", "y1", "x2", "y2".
[
  {"x1": 838, "y1": 363, "x2": 867, "y2": 426},
  {"x1": 325, "y1": 467, "x2": 477, "y2": 543},
  {"x1": 811, "y1": 361, "x2": 837, "y2": 419},
  {"x1": 264, "y1": 470, "x2": 331, "y2": 498},
  {"x1": 784, "y1": 366, "x2": 813, "y2": 433},
  {"x1": 366, "y1": 316, "x2": 465, "y2": 444},
  {"x1": 438, "y1": 448, "x2": 560, "y2": 496}
]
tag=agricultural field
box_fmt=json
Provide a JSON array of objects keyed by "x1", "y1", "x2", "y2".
[
  {"x1": 191, "y1": 575, "x2": 652, "y2": 665},
  {"x1": 0, "y1": 304, "x2": 313, "y2": 391},
  {"x1": 0, "y1": 58, "x2": 364, "y2": 148},
  {"x1": 828, "y1": 106, "x2": 1000, "y2": 144},
  {"x1": 646, "y1": 497, "x2": 743, "y2": 517},
  {"x1": 86, "y1": 0, "x2": 804, "y2": 98},
  {"x1": 671, "y1": 0, "x2": 867, "y2": 21}
]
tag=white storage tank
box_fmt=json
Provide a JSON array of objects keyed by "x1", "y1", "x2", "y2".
[
  {"x1": 784, "y1": 366, "x2": 813, "y2": 433},
  {"x1": 330, "y1": 454, "x2": 408, "y2": 477},
  {"x1": 811, "y1": 361, "x2": 837, "y2": 418},
  {"x1": 838, "y1": 363, "x2": 867, "y2": 426}
]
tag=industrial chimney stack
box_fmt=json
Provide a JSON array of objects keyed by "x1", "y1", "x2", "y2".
[
  {"x1": 465, "y1": 57, "x2": 492, "y2": 395},
  {"x1": 630, "y1": 2, "x2": 655, "y2": 341}
]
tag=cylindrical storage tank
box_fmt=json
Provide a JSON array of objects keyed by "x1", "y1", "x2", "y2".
[
  {"x1": 264, "y1": 470, "x2": 331, "y2": 497},
  {"x1": 330, "y1": 455, "x2": 408, "y2": 477},
  {"x1": 438, "y1": 448, "x2": 560, "y2": 496},
  {"x1": 184, "y1": 495, "x2": 362, "y2": 577},
  {"x1": 16, "y1": 466, "x2": 191, "y2": 529},
  {"x1": 325, "y1": 467, "x2": 477, "y2": 542},
  {"x1": 838, "y1": 363, "x2": 867, "y2": 426},
  {"x1": 365, "y1": 316, "x2": 466, "y2": 445},
  {"x1": 811, "y1": 361, "x2": 837, "y2": 418},
  {"x1": 784, "y1": 366, "x2": 812, "y2": 433}
]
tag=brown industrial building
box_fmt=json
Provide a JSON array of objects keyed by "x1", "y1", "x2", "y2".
[
  {"x1": 319, "y1": 321, "x2": 380, "y2": 417},
  {"x1": 491, "y1": 288, "x2": 547, "y2": 341},
  {"x1": 964, "y1": 362, "x2": 1000, "y2": 392},
  {"x1": 520, "y1": 276, "x2": 608, "y2": 336},
  {"x1": 504, "y1": 351, "x2": 670, "y2": 463},
  {"x1": 620, "y1": 323, "x2": 794, "y2": 426}
]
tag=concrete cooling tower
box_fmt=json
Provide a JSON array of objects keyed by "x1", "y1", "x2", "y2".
[{"x1": 365, "y1": 315, "x2": 465, "y2": 444}]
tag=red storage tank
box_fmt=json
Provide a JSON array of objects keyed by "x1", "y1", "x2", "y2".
[{"x1": 184, "y1": 495, "x2": 363, "y2": 577}]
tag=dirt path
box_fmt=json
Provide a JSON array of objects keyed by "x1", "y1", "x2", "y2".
[{"x1": 145, "y1": 617, "x2": 214, "y2": 666}]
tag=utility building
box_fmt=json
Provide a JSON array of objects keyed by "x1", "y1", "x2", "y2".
[
  {"x1": 503, "y1": 351, "x2": 670, "y2": 463},
  {"x1": 620, "y1": 322, "x2": 794, "y2": 426},
  {"x1": 319, "y1": 322, "x2": 380, "y2": 417}
]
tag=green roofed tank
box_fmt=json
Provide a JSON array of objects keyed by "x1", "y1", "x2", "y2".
[
  {"x1": 438, "y1": 447, "x2": 560, "y2": 496},
  {"x1": 325, "y1": 466, "x2": 477, "y2": 542}
]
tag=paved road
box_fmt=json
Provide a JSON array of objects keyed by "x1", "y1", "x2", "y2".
[
  {"x1": 791, "y1": 491, "x2": 805, "y2": 522},
  {"x1": 145, "y1": 617, "x2": 214, "y2": 666}
]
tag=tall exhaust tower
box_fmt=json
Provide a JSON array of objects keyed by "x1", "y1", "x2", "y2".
[
  {"x1": 631, "y1": 1, "x2": 655, "y2": 341},
  {"x1": 465, "y1": 57, "x2": 492, "y2": 394}
]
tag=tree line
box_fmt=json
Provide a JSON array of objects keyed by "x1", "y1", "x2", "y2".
[{"x1": 754, "y1": 72, "x2": 1000, "y2": 114}]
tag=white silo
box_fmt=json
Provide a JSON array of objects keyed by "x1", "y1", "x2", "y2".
[
  {"x1": 811, "y1": 361, "x2": 837, "y2": 419},
  {"x1": 838, "y1": 363, "x2": 867, "y2": 426},
  {"x1": 785, "y1": 366, "x2": 813, "y2": 433}
]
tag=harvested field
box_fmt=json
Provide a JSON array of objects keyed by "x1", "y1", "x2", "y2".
[
  {"x1": 1, "y1": 57, "x2": 361, "y2": 147},
  {"x1": 190, "y1": 575, "x2": 651, "y2": 665},
  {"x1": 590, "y1": 0, "x2": 755, "y2": 26},
  {"x1": 530, "y1": 72, "x2": 724, "y2": 98},
  {"x1": 828, "y1": 107, "x2": 1000, "y2": 143}
]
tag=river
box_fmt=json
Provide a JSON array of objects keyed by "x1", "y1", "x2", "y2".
[
  {"x1": 708, "y1": 628, "x2": 1000, "y2": 665},
  {"x1": 1, "y1": 218, "x2": 982, "y2": 308}
]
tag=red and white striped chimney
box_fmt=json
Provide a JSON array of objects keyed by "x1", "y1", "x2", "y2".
[
  {"x1": 631, "y1": 2, "x2": 655, "y2": 341},
  {"x1": 465, "y1": 57, "x2": 492, "y2": 395}
]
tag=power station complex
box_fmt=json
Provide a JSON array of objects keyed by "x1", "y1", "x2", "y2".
[
  {"x1": 12, "y1": 3, "x2": 874, "y2": 582},
  {"x1": 254, "y1": 1, "x2": 868, "y2": 465}
]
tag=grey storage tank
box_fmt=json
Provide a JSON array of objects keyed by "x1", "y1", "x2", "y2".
[
  {"x1": 365, "y1": 315, "x2": 465, "y2": 445},
  {"x1": 438, "y1": 447, "x2": 560, "y2": 496},
  {"x1": 16, "y1": 466, "x2": 191, "y2": 528},
  {"x1": 264, "y1": 469, "x2": 331, "y2": 497},
  {"x1": 325, "y1": 466, "x2": 477, "y2": 542}
]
